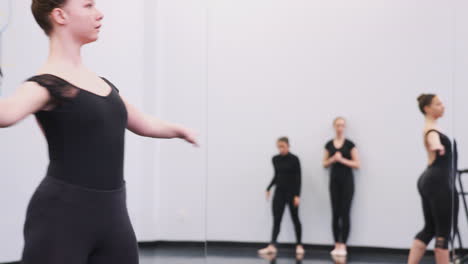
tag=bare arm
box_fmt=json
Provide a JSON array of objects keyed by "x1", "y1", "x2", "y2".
[
  {"x1": 337, "y1": 147, "x2": 360, "y2": 169},
  {"x1": 121, "y1": 96, "x2": 198, "y2": 145},
  {"x1": 0, "y1": 82, "x2": 50, "y2": 128},
  {"x1": 426, "y1": 131, "x2": 445, "y2": 155},
  {"x1": 323, "y1": 149, "x2": 336, "y2": 168}
]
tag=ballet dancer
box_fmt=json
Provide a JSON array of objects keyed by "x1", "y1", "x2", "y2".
[
  {"x1": 0, "y1": 0, "x2": 197, "y2": 263},
  {"x1": 408, "y1": 94, "x2": 453, "y2": 264},
  {"x1": 323, "y1": 117, "x2": 360, "y2": 257},
  {"x1": 259, "y1": 137, "x2": 304, "y2": 256}
]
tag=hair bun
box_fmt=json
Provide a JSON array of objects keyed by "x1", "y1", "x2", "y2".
[
  {"x1": 417, "y1": 93, "x2": 436, "y2": 115},
  {"x1": 417, "y1": 94, "x2": 426, "y2": 102}
]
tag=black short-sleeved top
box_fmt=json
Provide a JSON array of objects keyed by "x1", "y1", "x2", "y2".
[
  {"x1": 325, "y1": 139, "x2": 356, "y2": 177},
  {"x1": 27, "y1": 74, "x2": 128, "y2": 190}
]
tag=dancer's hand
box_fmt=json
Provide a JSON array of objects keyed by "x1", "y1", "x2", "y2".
[
  {"x1": 179, "y1": 128, "x2": 199, "y2": 146},
  {"x1": 334, "y1": 152, "x2": 343, "y2": 163},
  {"x1": 294, "y1": 196, "x2": 300, "y2": 207},
  {"x1": 438, "y1": 146, "x2": 446, "y2": 156},
  {"x1": 266, "y1": 191, "x2": 271, "y2": 201},
  {"x1": 296, "y1": 253, "x2": 304, "y2": 261}
]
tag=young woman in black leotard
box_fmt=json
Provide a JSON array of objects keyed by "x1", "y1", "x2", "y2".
[
  {"x1": 0, "y1": 1, "x2": 197, "y2": 263},
  {"x1": 408, "y1": 94, "x2": 453, "y2": 264},
  {"x1": 323, "y1": 117, "x2": 360, "y2": 257},
  {"x1": 258, "y1": 137, "x2": 304, "y2": 256}
]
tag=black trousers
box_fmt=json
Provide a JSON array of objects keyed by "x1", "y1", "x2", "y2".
[
  {"x1": 271, "y1": 190, "x2": 302, "y2": 245},
  {"x1": 330, "y1": 174, "x2": 354, "y2": 244},
  {"x1": 21, "y1": 176, "x2": 139, "y2": 264},
  {"x1": 415, "y1": 167, "x2": 453, "y2": 249}
]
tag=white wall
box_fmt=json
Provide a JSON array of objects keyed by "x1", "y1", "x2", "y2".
[
  {"x1": 153, "y1": 0, "x2": 208, "y2": 241},
  {"x1": 205, "y1": 0, "x2": 454, "y2": 249},
  {"x1": 0, "y1": 0, "x2": 160, "y2": 262}
]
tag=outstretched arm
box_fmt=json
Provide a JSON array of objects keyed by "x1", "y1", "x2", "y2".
[
  {"x1": 121, "y1": 96, "x2": 198, "y2": 146},
  {"x1": 0, "y1": 82, "x2": 50, "y2": 128}
]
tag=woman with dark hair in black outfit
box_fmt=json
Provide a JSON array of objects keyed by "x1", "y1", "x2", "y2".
[
  {"x1": 323, "y1": 117, "x2": 360, "y2": 257},
  {"x1": 0, "y1": 0, "x2": 197, "y2": 263},
  {"x1": 259, "y1": 137, "x2": 304, "y2": 256},
  {"x1": 408, "y1": 94, "x2": 453, "y2": 264}
]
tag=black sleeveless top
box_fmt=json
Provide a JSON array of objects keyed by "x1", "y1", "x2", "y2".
[
  {"x1": 426, "y1": 129, "x2": 452, "y2": 169},
  {"x1": 27, "y1": 74, "x2": 128, "y2": 190}
]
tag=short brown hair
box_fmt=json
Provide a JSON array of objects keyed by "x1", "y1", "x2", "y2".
[
  {"x1": 417, "y1": 94, "x2": 436, "y2": 115},
  {"x1": 31, "y1": 0, "x2": 68, "y2": 35},
  {"x1": 277, "y1": 137, "x2": 289, "y2": 145}
]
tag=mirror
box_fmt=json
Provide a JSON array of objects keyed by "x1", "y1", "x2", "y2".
[{"x1": 204, "y1": 0, "x2": 458, "y2": 263}]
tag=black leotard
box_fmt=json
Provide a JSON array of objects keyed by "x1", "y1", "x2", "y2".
[
  {"x1": 21, "y1": 74, "x2": 138, "y2": 264},
  {"x1": 415, "y1": 129, "x2": 453, "y2": 249},
  {"x1": 28, "y1": 74, "x2": 128, "y2": 190}
]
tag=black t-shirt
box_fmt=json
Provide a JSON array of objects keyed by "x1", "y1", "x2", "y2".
[
  {"x1": 325, "y1": 139, "x2": 356, "y2": 176},
  {"x1": 266, "y1": 153, "x2": 301, "y2": 196},
  {"x1": 27, "y1": 74, "x2": 128, "y2": 190}
]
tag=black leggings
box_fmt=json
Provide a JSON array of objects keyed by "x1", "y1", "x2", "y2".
[
  {"x1": 271, "y1": 190, "x2": 302, "y2": 245},
  {"x1": 415, "y1": 167, "x2": 453, "y2": 249},
  {"x1": 21, "y1": 176, "x2": 139, "y2": 264},
  {"x1": 330, "y1": 175, "x2": 354, "y2": 244}
]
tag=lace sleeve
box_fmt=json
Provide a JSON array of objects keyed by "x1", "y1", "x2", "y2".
[{"x1": 26, "y1": 74, "x2": 80, "y2": 103}]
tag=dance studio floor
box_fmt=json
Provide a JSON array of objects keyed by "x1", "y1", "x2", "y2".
[{"x1": 138, "y1": 244, "x2": 436, "y2": 264}]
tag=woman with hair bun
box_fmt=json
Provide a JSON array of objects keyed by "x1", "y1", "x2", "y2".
[
  {"x1": 408, "y1": 94, "x2": 453, "y2": 264},
  {"x1": 0, "y1": 0, "x2": 197, "y2": 263}
]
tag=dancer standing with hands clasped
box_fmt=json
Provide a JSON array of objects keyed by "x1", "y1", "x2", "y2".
[{"x1": 323, "y1": 117, "x2": 360, "y2": 257}]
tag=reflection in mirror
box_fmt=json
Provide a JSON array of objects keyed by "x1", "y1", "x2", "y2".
[{"x1": 205, "y1": 1, "x2": 458, "y2": 263}]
